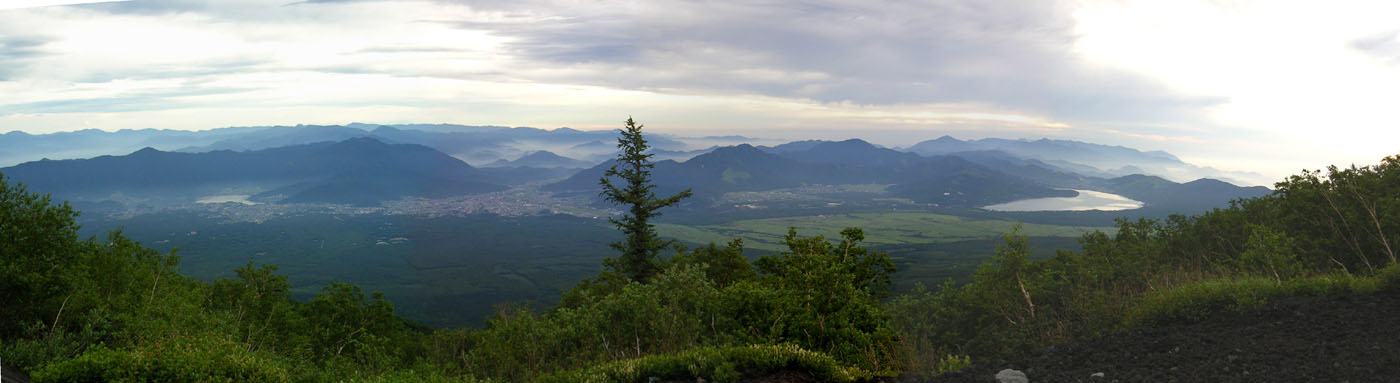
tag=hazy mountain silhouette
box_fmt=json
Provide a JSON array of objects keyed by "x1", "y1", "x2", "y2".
[
  {"x1": 776, "y1": 139, "x2": 925, "y2": 168},
  {"x1": 547, "y1": 141, "x2": 1071, "y2": 206},
  {"x1": 1100, "y1": 174, "x2": 1271, "y2": 214},
  {"x1": 176, "y1": 125, "x2": 371, "y2": 153},
  {"x1": 483, "y1": 150, "x2": 594, "y2": 169},
  {"x1": 1, "y1": 137, "x2": 504, "y2": 206},
  {"x1": 905, "y1": 136, "x2": 1268, "y2": 185}
]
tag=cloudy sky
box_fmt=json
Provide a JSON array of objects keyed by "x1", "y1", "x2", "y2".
[{"x1": 1, "y1": 0, "x2": 1398, "y2": 182}]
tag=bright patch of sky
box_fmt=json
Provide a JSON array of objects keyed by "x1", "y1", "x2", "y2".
[{"x1": 0, "y1": 0, "x2": 1396, "y2": 184}]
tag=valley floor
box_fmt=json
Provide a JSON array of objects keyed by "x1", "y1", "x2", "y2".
[{"x1": 925, "y1": 292, "x2": 1400, "y2": 383}]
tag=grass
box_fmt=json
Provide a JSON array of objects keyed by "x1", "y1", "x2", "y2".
[
  {"x1": 657, "y1": 212, "x2": 1111, "y2": 251},
  {"x1": 535, "y1": 344, "x2": 879, "y2": 383},
  {"x1": 1122, "y1": 264, "x2": 1400, "y2": 329}
]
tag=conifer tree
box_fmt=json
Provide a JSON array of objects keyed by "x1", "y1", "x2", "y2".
[{"x1": 600, "y1": 117, "x2": 692, "y2": 282}]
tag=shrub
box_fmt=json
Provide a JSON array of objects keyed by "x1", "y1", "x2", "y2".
[
  {"x1": 1376, "y1": 262, "x2": 1400, "y2": 292},
  {"x1": 935, "y1": 354, "x2": 972, "y2": 375},
  {"x1": 1122, "y1": 276, "x2": 1364, "y2": 328},
  {"x1": 536, "y1": 344, "x2": 877, "y2": 383},
  {"x1": 331, "y1": 363, "x2": 489, "y2": 383},
  {"x1": 1238, "y1": 224, "x2": 1302, "y2": 282},
  {"x1": 0, "y1": 319, "x2": 109, "y2": 373},
  {"x1": 1124, "y1": 278, "x2": 1276, "y2": 327},
  {"x1": 31, "y1": 335, "x2": 292, "y2": 383}
]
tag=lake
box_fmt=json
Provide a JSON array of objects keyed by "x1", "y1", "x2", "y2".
[{"x1": 983, "y1": 189, "x2": 1143, "y2": 212}]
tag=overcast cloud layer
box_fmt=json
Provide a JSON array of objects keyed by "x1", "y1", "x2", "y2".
[{"x1": 1, "y1": 0, "x2": 1398, "y2": 183}]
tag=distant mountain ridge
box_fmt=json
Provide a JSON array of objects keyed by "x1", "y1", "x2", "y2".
[
  {"x1": 0, "y1": 130, "x2": 1276, "y2": 218},
  {"x1": 0, "y1": 123, "x2": 711, "y2": 169},
  {"x1": 776, "y1": 139, "x2": 925, "y2": 168},
  {"x1": 0, "y1": 137, "x2": 505, "y2": 206},
  {"x1": 1099, "y1": 174, "x2": 1271, "y2": 215},
  {"x1": 908, "y1": 135, "x2": 1179, "y2": 162},
  {"x1": 548, "y1": 140, "x2": 1073, "y2": 207},
  {"x1": 175, "y1": 125, "x2": 371, "y2": 153},
  {"x1": 483, "y1": 150, "x2": 594, "y2": 169},
  {"x1": 545, "y1": 138, "x2": 1270, "y2": 214},
  {"x1": 905, "y1": 136, "x2": 1267, "y2": 186},
  {"x1": 3, "y1": 124, "x2": 1269, "y2": 191}
]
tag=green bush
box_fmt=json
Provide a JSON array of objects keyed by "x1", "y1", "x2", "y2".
[
  {"x1": 0, "y1": 319, "x2": 108, "y2": 373},
  {"x1": 1122, "y1": 276, "x2": 1364, "y2": 328},
  {"x1": 935, "y1": 354, "x2": 972, "y2": 375},
  {"x1": 536, "y1": 344, "x2": 876, "y2": 383},
  {"x1": 1376, "y1": 262, "x2": 1400, "y2": 292},
  {"x1": 327, "y1": 363, "x2": 488, "y2": 383},
  {"x1": 1124, "y1": 278, "x2": 1275, "y2": 327},
  {"x1": 31, "y1": 335, "x2": 292, "y2": 383},
  {"x1": 1238, "y1": 224, "x2": 1302, "y2": 282}
]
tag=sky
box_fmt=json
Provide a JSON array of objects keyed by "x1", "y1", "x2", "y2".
[{"x1": 1, "y1": 0, "x2": 1398, "y2": 183}]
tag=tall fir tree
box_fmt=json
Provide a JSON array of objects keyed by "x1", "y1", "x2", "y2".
[{"x1": 599, "y1": 117, "x2": 692, "y2": 282}]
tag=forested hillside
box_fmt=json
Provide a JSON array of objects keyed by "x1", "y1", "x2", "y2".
[{"x1": 2, "y1": 125, "x2": 1397, "y2": 381}]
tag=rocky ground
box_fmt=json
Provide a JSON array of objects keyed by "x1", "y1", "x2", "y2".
[{"x1": 923, "y1": 292, "x2": 1400, "y2": 383}]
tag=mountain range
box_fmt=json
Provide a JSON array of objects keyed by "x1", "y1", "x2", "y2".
[
  {"x1": 0, "y1": 124, "x2": 1268, "y2": 185},
  {"x1": 550, "y1": 140, "x2": 1076, "y2": 207},
  {"x1": 547, "y1": 138, "x2": 1269, "y2": 213},
  {"x1": 0, "y1": 124, "x2": 1274, "y2": 214},
  {"x1": 483, "y1": 150, "x2": 594, "y2": 169},
  {"x1": 905, "y1": 136, "x2": 1267, "y2": 186},
  {"x1": 0, "y1": 123, "x2": 744, "y2": 169},
  {"x1": 0, "y1": 137, "x2": 505, "y2": 206}
]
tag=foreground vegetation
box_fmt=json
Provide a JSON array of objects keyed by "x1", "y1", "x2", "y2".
[
  {"x1": 3, "y1": 125, "x2": 1397, "y2": 381},
  {"x1": 656, "y1": 211, "x2": 1109, "y2": 252},
  {"x1": 77, "y1": 211, "x2": 621, "y2": 328}
]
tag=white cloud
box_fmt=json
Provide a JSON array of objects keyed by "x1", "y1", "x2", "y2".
[
  {"x1": 1071, "y1": 0, "x2": 1400, "y2": 175},
  {"x1": 0, "y1": 0, "x2": 127, "y2": 10}
]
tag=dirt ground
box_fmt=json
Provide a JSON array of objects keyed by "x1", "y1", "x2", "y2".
[{"x1": 923, "y1": 292, "x2": 1400, "y2": 383}]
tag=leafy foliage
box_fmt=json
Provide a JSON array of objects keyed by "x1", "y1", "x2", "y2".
[
  {"x1": 670, "y1": 238, "x2": 754, "y2": 288},
  {"x1": 0, "y1": 174, "x2": 84, "y2": 338},
  {"x1": 32, "y1": 336, "x2": 292, "y2": 383},
  {"x1": 0, "y1": 174, "x2": 431, "y2": 381},
  {"x1": 749, "y1": 228, "x2": 899, "y2": 370}
]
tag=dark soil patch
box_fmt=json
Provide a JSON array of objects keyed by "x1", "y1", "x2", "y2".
[
  {"x1": 654, "y1": 369, "x2": 821, "y2": 383},
  {"x1": 926, "y1": 292, "x2": 1400, "y2": 382},
  {"x1": 737, "y1": 369, "x2": 822, "y2": 383}
]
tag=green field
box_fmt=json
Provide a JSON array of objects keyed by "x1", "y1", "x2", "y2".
[{"x1": 658, "y1": 212, "x2": 1111, "y2": 251}]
